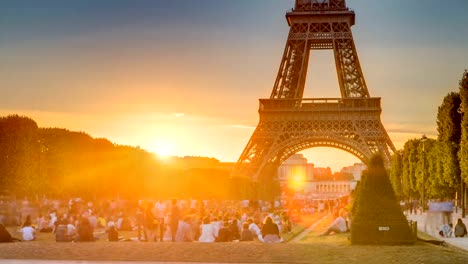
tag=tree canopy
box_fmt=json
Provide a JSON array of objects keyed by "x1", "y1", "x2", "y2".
[
  {"x1": 389, "y1": 71, "x2": 466, "y2": 202},
  {"x1": 0, "y1": 115, "x2": 239, "y2": 200}
]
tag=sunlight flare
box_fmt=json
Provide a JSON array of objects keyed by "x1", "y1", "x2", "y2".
[{"x1": 150, "y1": 139, "x2": 177, "y2": 158}]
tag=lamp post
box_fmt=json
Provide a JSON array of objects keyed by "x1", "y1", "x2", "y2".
[
  {"x1": 421, "y1": 134, "x2": 427, "y2": 212},
  {"x1": 458, "y1": 105, "x2": 465, "y2": 217}
]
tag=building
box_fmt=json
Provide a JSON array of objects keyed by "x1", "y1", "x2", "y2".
[
  {"x1": 277, "y1": 154, "x2": 314, "y2": 183},
  {"x1": 278, "y1": 154, "x2": 358, "y2": 199},
  {"x1": 340, "y1": 163, "x2": 367, "y2": 181}
]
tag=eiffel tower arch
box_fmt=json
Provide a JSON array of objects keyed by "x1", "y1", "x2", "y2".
[{"x1": 232, "y1": 0, "x2": 396, "y2": 189}]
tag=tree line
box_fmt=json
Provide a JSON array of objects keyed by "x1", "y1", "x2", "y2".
[
  {"x1": 0, "y1": 116, "x2": 244, "y2": 200},
  {"x1": 389, "y1": 70, "x2": 468, "y2": 203}
]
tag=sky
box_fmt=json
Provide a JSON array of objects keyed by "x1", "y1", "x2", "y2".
[{"x1": 1, "y1": 0, "x2": 468, "y2": 172}]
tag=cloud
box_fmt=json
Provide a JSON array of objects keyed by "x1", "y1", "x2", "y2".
[
  {"x1": 385, "y1": 122, "x2": 436, "y2": 136},
  {"x1": 230, "y1": 124, "x2": 256, "y2": 129}
]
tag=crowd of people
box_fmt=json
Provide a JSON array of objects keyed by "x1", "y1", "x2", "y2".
[{"x1": 2, "y1": 197, "x2": 336, "y2": 243}]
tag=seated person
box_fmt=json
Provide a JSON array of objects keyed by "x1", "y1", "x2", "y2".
[
  {"x1": 77, "y1": 216, "x2": 94, "y2": 242},
  {"x1": 55, "y1": 224, "x2": 70, "y2": 242},
  {"x1": 216, "y1": 221, "x2": 232, "y2": 242},
  {"x1": 439, "y1": 223, "x2": 453, "y2": 238},
  {"x1": 454, "y1": 218, "x2": 467, "y2": 238},
  {"x1": 20, "y1": 215, "x2": 36, "y2": 241},
  {"x1": 240, "y1": 222, "x2": 254, "y2": 241},
  {"x1": 229, "y1": 219, "x2": 240, "y2": 241},
  {"x1": 320, "y1": 212, "x2": 348, "y2": 236},
  {"x1": 107, "y1": 223, "x2": 119, "y2": 242},
  {"x1": 261, "y1": 216, "x2": 282, "y2": 243},
  {"x1": 247, "y1": 218, "x2": 261, "y2": 239},
  {"x1": 198, "y1": 217, "x2": 216, "y2": 243},
  {"x1": 37, "y1": 215, "x2": 54, "y2": 233}
]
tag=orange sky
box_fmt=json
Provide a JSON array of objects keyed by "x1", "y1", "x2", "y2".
[{"x1": 2, "y1": 1, "x2": 467, "y2": 172}]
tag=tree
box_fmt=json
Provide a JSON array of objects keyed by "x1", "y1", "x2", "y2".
[
  {"x1": 389, "y1": 151, "x2": 403, "y2": 199},
  {"x1": 400, "y1": 139, "x2": 420, "y2": 199},
  {"x1": 0, "y1": 115, "x2": 39, "y2": 196},
  {"x1": 460, "y1": 70, "x2": 468, "y2": 183},
  {"x1": 436, "y1": 92, "x2": 462, "y2": 200}
]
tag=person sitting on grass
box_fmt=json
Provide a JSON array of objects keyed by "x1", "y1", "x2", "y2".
[
  {"x1": 247, "y1": 218, "x2": 261, "y2": 240},
  {"x1": 216, "y1": 221, "x2": 232, "y2": 242},
  {"x1": 37, "y1": 214, "x2": 54, "y2": 233},
  {"x1": 77, "y1": 216, "x2": 94, "y2": 242},
  {"x1": 20, "y1": 215, "x2": 35, "y2": 241},
  {"x1": 454, "y1": 218, "x2": 467, "y2": 238},
  {"x1": 319, "y1": 211, "x2": 348, "y2": 236},
  {"x1": 240, "y1": 222, "x2": 254, "y2": 241},
  {"x1": 261, "y1": 216, "x2": 282, "y2": 243},
  {"x1": 229, "y1": 219, "x2": 241, "y2": 241},
  {"x1": 107, "y1": 222, "x2": 119, "y2": 242},
  {"x1": 198, "y1": 217, "x2": 216, "y2": 243}
]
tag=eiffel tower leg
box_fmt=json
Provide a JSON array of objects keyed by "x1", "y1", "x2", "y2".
[
  {"x1": 232, "y1": 120, "x2": 274, "y2": 182},
  {"x1": 271, "y1": 23, "x2": 310, "y2": 99}
]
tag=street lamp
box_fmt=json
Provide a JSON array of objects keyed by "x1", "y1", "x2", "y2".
[
  {"x1": 421, "y1": 134, "x2": 427, "y2": 212},
  {"x1": 458, "y1": 105, "x2": 465, "y2": 217}
]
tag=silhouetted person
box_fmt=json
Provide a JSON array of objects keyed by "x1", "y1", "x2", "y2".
[{"x1": 170, "y1": 199, "x2": 180, "y2": 242}]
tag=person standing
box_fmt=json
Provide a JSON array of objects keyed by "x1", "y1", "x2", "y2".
[
  {"x1": 144, "y1": 202, "x2": 157, "y2": 242},
  {"x1": 169, "y1": 199, "x2": 180, "y2": 242},
  {"x1": 153, "y1": 200, "x2": 166, "y2": 242},
  {"x1": 135, "y1": 202, "x2": 146, "y2": 241}
]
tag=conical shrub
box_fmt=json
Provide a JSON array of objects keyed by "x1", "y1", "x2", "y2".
[{"x1": 351, "y1": 154, "x2": 414, "y2": 244}]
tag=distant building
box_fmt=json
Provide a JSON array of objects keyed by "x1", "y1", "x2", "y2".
[
  {"x1": 340, "y1": 163, "x2": 366, "y2": 181},
  {"x1": 313, "y1": 167, "x2": 333, "y2": 181},
  {"x1": 278, "y1": 154, "x2": 358, "y2": 199},
  {"x1": 277, "y1": 154, "x2": 314, "y2": 182}
]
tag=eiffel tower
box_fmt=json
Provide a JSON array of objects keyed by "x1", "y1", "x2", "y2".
[{"x1": 232, "y1": 0, "x2": 396, "y2": 186}]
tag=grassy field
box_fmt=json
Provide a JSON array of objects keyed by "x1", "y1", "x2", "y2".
[{"x1": 2, "y1": 215, "x2": 468, "y2": 264}]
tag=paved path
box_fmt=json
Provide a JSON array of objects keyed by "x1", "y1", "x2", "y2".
[
  {"x1": 407, "y1": 210, "x2": 468, "y2": 251},
  {"x1": 290, "y1": 214, "x2": 329, "y2": 242}
]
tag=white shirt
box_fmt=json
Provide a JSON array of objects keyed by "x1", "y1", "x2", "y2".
[
  {"x1": 331, "y1": 216, "x2": 348, "y2": 232},
  {"x1": 21, "y1": 226, "x2": 35, "y2": 241},
  {"x1": 249, "y1": 223, "x2": 261, "y2": 236},
  {"x1": 212, "y1": 221, "x2": 222, "y2": 237},
  {"x1": 153, "y1": 202, "x2": 166, "y2": 219},
  {"x1": 198, "y1": 223, "x2": 216, "y2": 243},
  {"x1": 67, "y1": 224, "x2": 76, "y2": 236}
]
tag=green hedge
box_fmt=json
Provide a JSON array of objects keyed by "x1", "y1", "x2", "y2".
[{"x1": 351, "y1": 155, "x2": 414, "y2": 244}]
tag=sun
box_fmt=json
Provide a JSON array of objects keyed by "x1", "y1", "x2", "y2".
[
  {"x1": 150, "y1": 140, "x2": 177, "y2": 158},
  {"x1": 289, "y1": 174, "x2": 306, "y2": 191}
]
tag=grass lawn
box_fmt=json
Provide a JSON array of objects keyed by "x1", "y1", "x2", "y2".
[
  {"x1": 2, "y1": 216, "x2": 468, "y2": 264},
  {"x1": 282, "y1": 212, "x2": 328, "y2": 241}
]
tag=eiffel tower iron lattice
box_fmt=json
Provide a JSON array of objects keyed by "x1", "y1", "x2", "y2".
[{"x1": 232, "y1": 0, "x2": 396, "y2": 185}]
